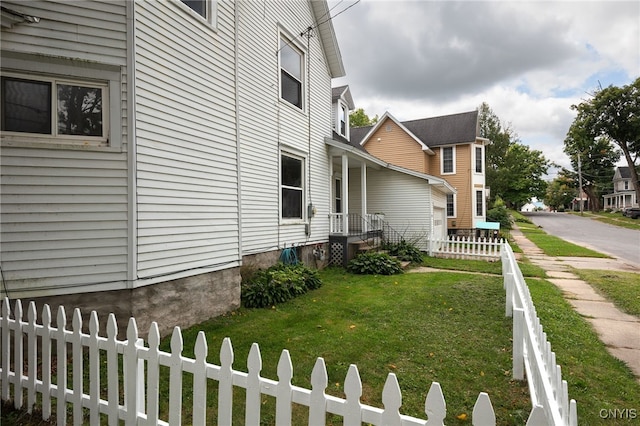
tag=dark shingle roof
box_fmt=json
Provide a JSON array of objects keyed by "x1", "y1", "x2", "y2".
[
  {"x1": 402, "y1": 111, "x2": 479, "y2": 147},
  {"x1": 619, "y1": 167, "x2": 630, "y2": 179},
  {"x1": 351, "y1": 110, "x2": 480, "y2": 147}
]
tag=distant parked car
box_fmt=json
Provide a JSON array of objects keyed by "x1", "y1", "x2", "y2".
[{"x1": 622, "y1": 207, "x2": 640, "y2": 219}]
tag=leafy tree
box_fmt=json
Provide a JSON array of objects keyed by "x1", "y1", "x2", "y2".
[
  {"x1": 349, "y1": 108, "x2": 378, "y2": 128},
  {"x1": 569, "y1": 77, "x2": 640, "y2": 205},
  {"x1": 478, "y1": 103, "x2": 550, "y2": 209},
  {"x1": 563, "y1": 121, "x2": 619, "y2": 211},
  {"x1": 544, "y1": 170, "x2": 576, "y2": 211}
]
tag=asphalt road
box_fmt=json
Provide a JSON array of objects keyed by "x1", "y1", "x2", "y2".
[{"x1": 522, "y1": 212, "x2": 640, "y2": 267}]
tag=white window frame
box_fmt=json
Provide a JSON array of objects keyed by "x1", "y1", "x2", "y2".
[
  {"x1": 336, "y1": 100, "x2": 349, "y2": 138},
  {"x1": 446, "y1": 193, "x2": 456, "y2": 218},
  {"x1": 441, "y1": 146, "x2": 456, "y2": 175},
  {"x1": 176, "y1": 0, "x2": 218, "y2": 28},
  {"x1": 1, "y1": 53, "x2": 121, "y2": 151},
  {"x1": 475, "y1": 145, "x2": 483, "y2": 174},
  {"x1": 278, "y1": 32, "x2": 305, "y2": 111},
  {"x1": 476, "y1": 190, "x2": 484, "y2": 217},
  {"x1": 334, "y1": 176, "x2": 343, "y2": 213},
  {"x1": 2, "y1": 73, "x2": 108, "y2": 145},
  {"x1": 280, "y1": 151, "x2": 306, "y2": 222}
]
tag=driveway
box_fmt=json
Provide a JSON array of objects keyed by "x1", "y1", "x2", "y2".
[{"x1": 523, "y1": 212, "x2": 640, "y2": 268}]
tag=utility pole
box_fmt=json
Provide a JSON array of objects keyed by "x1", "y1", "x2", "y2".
[{"x1": 578, "y1": 153, "x2": 584, "y2": 216}]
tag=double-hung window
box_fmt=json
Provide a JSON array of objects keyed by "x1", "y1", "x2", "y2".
[
  {"x1": 2, "y1": 75, "x2": 107, "y2": 143},
  {"x1": 475, "y1": 146, "x2": 483, "y2": 173},
  {"x1": 279, "y1": 36, "x2": 303, "y2": 109},
  {"x1": 339, "y1": 103, "x2": 347, "y2": 137},
  {"x1": 442, "y1": 146, "x2": 455, "y2": 174},
  {"x1": 446, "y1": 194, "x2": 455, "y2": 217},
  {"x1": 281, "y1": 153, "x2": 305, "y2": 220},
  {"x1": 476, "y1": 190, "x2": 484, "y2": 217}
]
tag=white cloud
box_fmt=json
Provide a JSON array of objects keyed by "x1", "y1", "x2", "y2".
[{"x1": 329, "y1": 0, "x2": 640, "y2": 175}]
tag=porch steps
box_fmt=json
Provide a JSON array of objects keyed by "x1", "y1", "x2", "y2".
[{"x1": 350, "y1": 238, "x2": 411, "y2": 270}]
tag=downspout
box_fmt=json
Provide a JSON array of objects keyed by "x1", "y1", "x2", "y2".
[
  {"x1": 234, "y1": 0, "x2": 243, "y2": 263},
  {"x1": 125, "y1": 0, "x2": 138, "y2": 288}
]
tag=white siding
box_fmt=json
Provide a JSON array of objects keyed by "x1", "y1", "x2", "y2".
[
  {"x1": 367, "y1": 169, "x2": 433, "y2": 250},
  {"x1": 133, "y1": 0, "x2": 240, "y2": 279},
  {"x1": 0, "y1": 1, "x2": 129, "y2": 297},
  {"x1": 0, "y1": 0, "x2": 128, "y2": 66},
  {"x1": 237, "y1": 1, "x2": 332, "y2": 254}
]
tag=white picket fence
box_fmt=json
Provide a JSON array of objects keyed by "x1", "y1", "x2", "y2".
[
  {"x1": 430, "y1": 235, "x2": 504, "y2": 260},
  {"x1": 502, "y1": 243, "x2": 578, "y2": 426},
  {"x1": 0, "y1": 243, "x2": 578, "y2": 425}
]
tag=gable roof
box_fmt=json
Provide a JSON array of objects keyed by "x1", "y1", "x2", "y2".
[
  {"x1": 618, "y1": 166, "x2": 631, "y2": 179},
  {"x1": 357, "y1": 112, "x2": 435, "y2": 154},
  {"x1": 332, "y1": 85, "x2": 355, "y2": 109},
  {"x1": 352, "y1": 110, "x2": 482, "y2": 148}
]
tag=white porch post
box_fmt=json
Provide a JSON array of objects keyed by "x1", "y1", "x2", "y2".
[
  {"x1": 342, "y1": 153, "x2": 349, "y2": 236},
  {"x1": 361, "y1": 163, "x2": 367, "y2": 233}
]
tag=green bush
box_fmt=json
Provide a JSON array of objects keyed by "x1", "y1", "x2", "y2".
[
  {"x1": 487, "y1": 197, "x2": 513, "y2": 229},
  {"x1": 347, "y1": 252, "x2": 403, "y2": 275},
  {"x1": 241, "y1": 263, "x2": 322, "y2": 308},
  {"x1": 384, "y1": 240, "x2": 424, "y2": 263}
]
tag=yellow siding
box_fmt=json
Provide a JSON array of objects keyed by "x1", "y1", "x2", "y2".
[
  {"x1": 360, "y1": 119, "x2": 477, "y2": 230},
  {"x1": 429, "y1": 145, "x2": 473, "y2": 229},
  {"x1": 362, "y1": 119, "x2": 427, "y2": 173}
]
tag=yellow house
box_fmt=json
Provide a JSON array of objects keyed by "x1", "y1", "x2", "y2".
[{"x1": 351, "y1": 111, "x2": 490, "y2": 232}]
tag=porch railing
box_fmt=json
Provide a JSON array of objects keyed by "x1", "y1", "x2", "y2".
[{"x1": 329, "y1": 213, "x2": 384, "y2": 236}]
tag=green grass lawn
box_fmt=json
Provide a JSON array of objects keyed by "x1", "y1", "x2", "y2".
[
  {"x1": 571, "y1": 269, "x2": 640, "y2": 317},
  {"x1": 3, "y1": 259, "x2": 639, "y2": 425},
  {"x1": 528, "y1": 278, "x2": 640, "y2": 425},
  {"x1": 160, "y1": 268, "x2": 531, "y2": 425},
  {"x1": 421, "y1": 255, "x2": 546, "y2": 278}
]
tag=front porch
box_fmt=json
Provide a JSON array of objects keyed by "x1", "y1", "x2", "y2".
[{"x1": 328, "y1": 213, "x2": 391, "y2": 267}]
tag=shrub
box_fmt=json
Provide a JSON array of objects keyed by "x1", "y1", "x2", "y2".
[
  {"x1": 347, "y1": 252, "x2": 403, "y2": 275},
  {"x1": 241, "y1": 263, "x2": 322, "y2": 308},
  {"x1": 486, "y1": 199, "x2": 513, "y2": 229},
  {"x1": 384, "y1": 240, "x2": 424, "y2": 263}
]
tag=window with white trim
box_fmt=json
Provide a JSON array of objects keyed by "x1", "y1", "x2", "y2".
[
  {"x1": 475, "y1": 146, "x2": 483, "y2": 173},
  {"x1": 281, "y1": 153, "x2": 305, "y2": 220},
  {"x1": 446, "y1": 194, "x2": 455, "y2": 217},
  {"x1": 441, "y1": 146, "x2": 455, "y2": 174},
  {"x1": 279, "y1": 36, "x2": 303, "y2": 109},
  {"x1": 2, "y1": 75, "x2": 107, "y2": 143},
  {"x1": 476, "y1": 190, "x2": 484, "y2": 217},
  {"x1": 339, "y1": 103, "x2": 347, "y2": 137}
]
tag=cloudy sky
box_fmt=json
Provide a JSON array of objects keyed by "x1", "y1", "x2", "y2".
[{"x1": 328, "y1": 0, "x2": 640, "y2": 175}]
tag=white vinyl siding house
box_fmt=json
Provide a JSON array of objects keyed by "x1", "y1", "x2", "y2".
[
  {"x1": 0, "y1": 0, "x2": 129, "y2": 298},
  {"x1": 133, "y1": 0, "x2": 240, "y2": 281},
  {"x1": 236, "y1": 0, "x2": 338, "y2": 256},
  {"x1": 1, "y1": 0, "x2": 345, "y2": 335}
]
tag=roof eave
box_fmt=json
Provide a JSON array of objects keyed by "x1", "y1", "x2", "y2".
[{"x1": 309, "y1": 1, "x2": 346, "y2": 78}]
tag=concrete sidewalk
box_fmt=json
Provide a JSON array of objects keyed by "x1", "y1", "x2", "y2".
[{"x1": 511, "y1": 227, "x2": 640, "y2": 382}]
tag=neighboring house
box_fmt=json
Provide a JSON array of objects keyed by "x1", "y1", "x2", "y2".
[
  {"x1": 521, "y1": 199, "x2": 547, "y2": 212},
  {"x1": 325, "y1": 87, "x2": 455, "y2": 263},
  {"x1": 602, "y1": 166, "x2": 639, "y2": 210},
  {"x1": 351, "y1": 111, "x2": 490, "y2": 234},
  {"x1": 0, "y1": 0, "x2": 344, "y2": 336}
]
